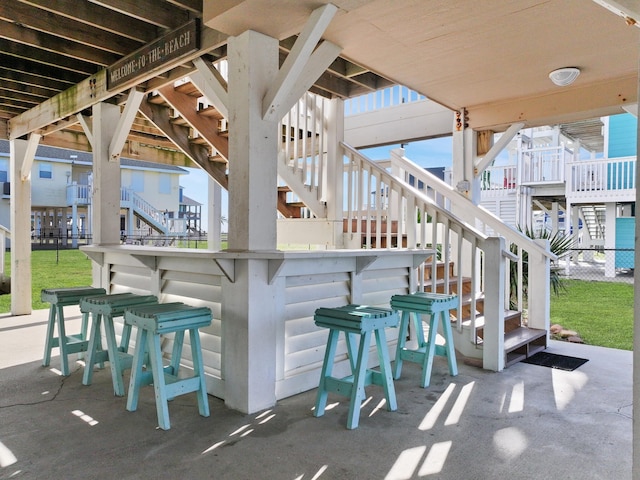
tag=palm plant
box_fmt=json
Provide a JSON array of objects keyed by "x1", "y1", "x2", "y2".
[{"x1": 509, "y1": 225, "x2": 576, "y2": 308}]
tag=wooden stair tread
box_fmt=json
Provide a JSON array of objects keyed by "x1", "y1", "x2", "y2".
[{"x1": 504, "y1": 327, "x2": 546, "y2": 352}]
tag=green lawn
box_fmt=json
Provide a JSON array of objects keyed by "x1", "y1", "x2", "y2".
[{"x1": 550, "y1": 279, "x2": 633, "y2": 351}]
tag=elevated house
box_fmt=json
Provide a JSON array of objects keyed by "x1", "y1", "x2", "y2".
[
  {"x1": 1, "y1": 1, "x2": 639, "y2": 461},
  {"x1": 477, "y1": 112, "x2": 638, "y2": 277},
  {"x1": 0, "y1": 141, "x2": 189, "y2": 247}
]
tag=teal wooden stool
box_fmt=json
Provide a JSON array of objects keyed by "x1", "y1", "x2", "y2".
[
  {"x1": 314, "y1": 304, "x2": 398, "y2": 429},
  {"x1": 41, "y1": 286, "x2": 107, "y2": 376},
  {"x1": 80, "y1": 293, "x2": 158, "y2": 396},
  {"x1": 124, "y1": 302, "x2": 212, "y2": 430},
  {"x1": 391, "y1": 292, "x2": 458, "y2": 388}
]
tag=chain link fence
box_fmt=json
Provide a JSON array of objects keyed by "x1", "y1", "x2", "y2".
[{"x1": 557, "y1": 248, "x2": 634, "y2": 284}]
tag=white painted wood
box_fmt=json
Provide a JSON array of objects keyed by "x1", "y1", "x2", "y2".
[
  {"x1": 482, "y1": 236, "x2": 505, "y2": 372},
  {"x1": 76, "y1": 113, "x2": 93, "y2": 146},
  {"x1": 605, "y1": 202, "x2": 617, "y2": 277},
  {"x1": 528, "y1": 238, "x2": 551, "y2": 334},
  {"x1": 475, "y1": 122, "x2": 525, "y2": 173},
  {"x1": 262, "y1": 3, "x2": 338, "y2": 122},
  {"x1": 10, "y1": 138, "x2": 35, "y2": 314},
  {"x1": 207, "y1": 176, "x2": 222, "y2": 250},
  {"x1": 227, "y1": 30, "x2": 278, "y2": 251},
  {"x1": 109, "y1": 88, "x2": 145, "y2": 161},
  {"x1": 19, "y1": 133, "x2": 41, "y2": 181},
  {"x1": 92, "y1": 102, "x2": 122, "y2": 246},
  {"x1": 191, "y1": 57, "x2": 229, "y2": 119},
  {"x1": 344, "y1": 99, "x2": 452, "y2": 148}
]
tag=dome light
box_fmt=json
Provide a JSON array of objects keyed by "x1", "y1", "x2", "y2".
[{"x1": 549, "y1": 67, "x2": 581, "y2": 87}]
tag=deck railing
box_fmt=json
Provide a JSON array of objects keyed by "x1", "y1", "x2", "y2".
[
  {"x1": 344, "y1": 85, "x2": 426, "y2": 116},
  {"x1": 519, "y1": 145, "x2": 571, "y2": 184},
  {"x1": 567, "y1": 156, "x2": 636, "y2": 199},
  {"x1": 340, "y1": 144, "x2": 554, "y2": 370}
]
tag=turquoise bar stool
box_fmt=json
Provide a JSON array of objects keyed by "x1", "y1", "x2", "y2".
[
  {"x1": 41, "y1": 286, "x2": 107, "y2": 376},
  {"x1": 80, "y1": 293, "x2": 158, "y2": 396},
  {"x1": 391, "y1": 292, "x2": 458, "y2": 388},
  {"x1": 124, "y1": 302, "x2": 212, "y2": 430},
  {"x1": 314, "y1": 304, "x2": 398, "y2": 430}
]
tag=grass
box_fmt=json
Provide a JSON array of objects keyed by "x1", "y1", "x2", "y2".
[
  {"x1": 0, "y1": 251, "x2": 634, "y2": 351},
  {"x1": 550, "y1": 279, "x2": 633, "y2": 351}
]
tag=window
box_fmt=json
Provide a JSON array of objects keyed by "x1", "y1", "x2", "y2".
[
  {"x1": 0, "y1": 159, "x2": 7, "y2": 183},
  {"x1": 130, "y1": 171, "x2": 144, "y2": 192},
  {"x1": 39, "y1": 163, "x2": 52, "y2": 179},
  {"x1": 159, "y1": 173, "x2": 171, "y2": 194}
]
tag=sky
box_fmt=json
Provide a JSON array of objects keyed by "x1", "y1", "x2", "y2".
[{"x1": 178, "y1": 136, "x2": 455, "y2": 233}]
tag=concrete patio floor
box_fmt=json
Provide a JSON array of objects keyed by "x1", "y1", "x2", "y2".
[{"x1": 0, "y1": 307, "x2": 632, "y2": 480}]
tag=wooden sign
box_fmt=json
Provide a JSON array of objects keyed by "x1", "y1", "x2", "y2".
[{"x1": 107, "y1": 19, "x2": 200, "y2": 90}]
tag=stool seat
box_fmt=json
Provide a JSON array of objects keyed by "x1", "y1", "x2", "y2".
[
  {"x1": 391, "y1": 292, "x2": 458, "y2": 388},
  {"x1": 80, "y1": 293, "x2": 158, "y2": 396},
  {"x1": 125, "y1": 302, "x2": 212, "y2": 430},
  {"x1": 41, "y1": 286, "x2": 106, "y2": 376},
  {"x1": 314, "y1": 304, "x2": 398, "y2": 429}
]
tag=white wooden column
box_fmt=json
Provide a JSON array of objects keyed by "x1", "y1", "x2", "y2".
[
  {"x1": 227, "y1": 30, "x2": 279, "y2": 251},
  {"x1": 10, "y1": 137, "x2": 37, "y2": 314},
  {"x1": 92, "y1": 102, "x2": 122, "y2": 246},
  {"x1": 325, "y1": 97, "x2": 345, "y2": 248},
  {"x1": 222, "y1": 30, "x2": 280, "y2": 414},
  {"x1": 207, "y1": 176, "x2": 222, "y2": 250},
  {"x1": 451, "y1": 118, "x2": 479, "y2": 204},
  {"x1": 604, "y1": 202, "x2": 616, "y2": 277}
]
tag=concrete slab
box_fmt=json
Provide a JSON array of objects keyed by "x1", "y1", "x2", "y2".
[{"x1": 0, "y1": 310, "x2": 632, "y2": 479}]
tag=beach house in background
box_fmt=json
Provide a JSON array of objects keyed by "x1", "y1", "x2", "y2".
[
  {"x1": 0, "y1": 141, "x2": 199, "y2": 247},
  {"x1": 477, "y1": 111, "x2": 637, "y2": 277}
]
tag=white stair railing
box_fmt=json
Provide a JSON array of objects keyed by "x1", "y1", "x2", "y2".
[{"x1": 341, "y1": 142, "x2": 524, "y2": 369}]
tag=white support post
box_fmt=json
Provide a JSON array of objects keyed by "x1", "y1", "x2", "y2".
[
  {"x1": 92, "y1": 102, "x2": 122, "y2": 246},
  {"x1": 325, "y1": 97, "x2": 345, "y2": 248},
  {"x1": 482, "y1": 236, "x2": 506, "y2": 372},
  {"x1": 604, "y1": 202, "x2": 616, "y2": 277},
  {"x1": 528, "y1": 239, "x2": 551, "y2": 335},
  {"x1": 10, "y1": 137, "x2": 38, "y2": 315},
  {"x1": 222, "y1": 30, "x2": 280, "y2": 414},
  {"x1": 207, "y1": 176, "x2": 222, "y2": 250}
]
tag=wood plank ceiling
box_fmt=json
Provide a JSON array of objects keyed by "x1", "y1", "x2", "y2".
[{"x1": 0, "y1": 0, "x2": 390, "y2": 166}]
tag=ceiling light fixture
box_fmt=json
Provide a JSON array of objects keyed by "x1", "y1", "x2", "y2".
[{"x1": 549, "y1": 67, "x2": 581, "y2": 87}]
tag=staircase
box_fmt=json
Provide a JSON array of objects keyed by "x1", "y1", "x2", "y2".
[
  {"x1": 580, "y1": 204, "x2": 606, "y2": 240},
  {"x1": 423, "y1": 260, "x2": 547, "y2": 368},
  {"x1": 120, "y1": 189, "x2": 184, "y2": 237}
]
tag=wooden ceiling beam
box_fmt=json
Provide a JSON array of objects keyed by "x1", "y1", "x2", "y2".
[
  {"x1": 88, "y1": 0, "x2": 193, "y2": 29},
  {"x1": 0, "y1": 38, "x2": 97, "y2": 76},
  {"x1": 0, "y1": 2, "x2": 142, "y2": 56},
  {"x1": 0, "y1": 54, "x2": 86, "y2": 86},
  {"x1": 18, "y1": 0, "x2": 159, "y2": 43},
  {"x1": 0, "y1": 19, "x2": 119, "y2": 66},
  {"x1": 0, "y1": 69, "x2": 71, "y2": 92},
  {"x1": 0, "y1": 80, "x2": 52, "y2": 100},
  {"x1": 165, "y1": 0, "x2": 203, "y2": 16}
]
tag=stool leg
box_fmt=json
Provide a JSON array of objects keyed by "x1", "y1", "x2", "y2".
[
  {"x1": 440, "y1": 313, "x2": 458, "y2": 377},
  {"x1": 420, "y1": 313, "x2": 440, "y2": 388},
  {"x1": 374, "y1": 328, "x2": 397, "y2": 411},
  {"x1": 314, "y1": 328, "x2": 339, "y2": 418},
  {"x1": 344, "y1": 330, "x2": 359, "y2": 372},
  {"x1": 104, "y1": 315, "x2": 126, "y2": 396},
  {"x1": 148, "y1": 332, "x2": 171, "y2": 430},
  {"x1": 56, "y1": 304, "x2": 70, "y2": 376},
  {"x1": 168, "y1": 330, "x2": 185, "y2": 377},
  {"x1": 42, "y1": 306, "x2": 57, "y2": 368},
  {"x1": 393, "y1": 311, "x2": 410, "y2": 379},
  {"x1": 82, "y1": 313, "x2": 103, "y2": 387},
  {"x1": 189, "y1": 328, "x2": 210, "y2": 418},
  {"x1": 346, "y1": 331, "x2": 371, "y2": 430},
  {"x1": 126, "y1": 328, "x2": 148, "y2": 412},
  {"x1": 78, "y1": 311, "x2": 90, "y2": 361}
]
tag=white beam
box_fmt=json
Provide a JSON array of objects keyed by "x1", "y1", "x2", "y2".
[
  {"x1": 475, "y1": 122, "x2": 525, "y2": 174},
  {"x1": 109, "y1": 88, "x2": 145, "y2": 161},
  {"x1": 191, "y1": 56, "x2": 229, "y2": 118},
  {"x1": 77, "y1": 113, "x2": 94, "y2": 147},
  {"x1": 262, "y1": 3, "x2": 338, "y2": 121},
  {"x1": 20, "y1": 133, "x2": 41, "y2": 181}
]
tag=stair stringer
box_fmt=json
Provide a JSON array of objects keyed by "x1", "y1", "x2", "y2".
[{"x1": 277, "y1": 150, "x2": 326, "y2": 218}]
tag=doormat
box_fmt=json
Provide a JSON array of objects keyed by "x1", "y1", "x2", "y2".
[{"x1": 522, "y1": 352, "x2": 588, "y2": 371}]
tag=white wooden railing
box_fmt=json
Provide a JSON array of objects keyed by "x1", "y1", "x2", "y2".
[
  {"x1": 344, "y1": 85, "x2": 426, "y2": 116},
  {"x1": 381, "y1": 148, "x2": 553, "y2": 367},
  {"x1": 340, "y1": 143, "x2": 552, "y2": 370},
  {"x1": 519, "y1": 144, "x2": 572, "y2": 184},
  {"x1": 567, "y1": 156, "x2": 636, "y2": 200},
  {"x1": 66, "y1": 182, "x2": 91, "y2": 205}
]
